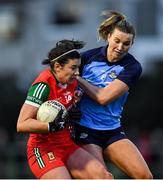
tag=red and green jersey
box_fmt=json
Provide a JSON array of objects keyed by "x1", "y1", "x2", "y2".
[
  {"x1": 25, "y1": 68, "x2": 77, "y2": 109},
  {"x1": 25, "y1": 68, "x2": 77, "y2": 145}
]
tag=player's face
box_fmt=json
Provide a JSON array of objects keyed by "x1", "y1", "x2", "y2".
[
  {"x1": 55, "y1": 59, "x2": 80, "y2": 84},
  {"x1": 107, "y1": 28, "x2": 133, "y2": 62}
]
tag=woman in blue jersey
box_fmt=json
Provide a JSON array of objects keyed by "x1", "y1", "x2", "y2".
[{"x1": 72, "y1": 11, "x2": 153, "y2": 179}]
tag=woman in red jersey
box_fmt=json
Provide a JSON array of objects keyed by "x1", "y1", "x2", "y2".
[{"x1": 16, "y1": 40, "x2": 113, "y2": 179}]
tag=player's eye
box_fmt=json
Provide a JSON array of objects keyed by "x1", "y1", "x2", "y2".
[
  {"x1": 114, "y1": 40, "x2": 120, "y2": 44},
  {"x1": 123, "y1": 41, "x2": 131, "y2": 46},
  {"x1": 71, "y1": 65, "x2": 78, "y2": 71}
]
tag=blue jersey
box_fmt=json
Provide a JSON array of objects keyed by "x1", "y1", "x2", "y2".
[{"x1": 78, "y1": 45, "x2": 142, "y2": 130}]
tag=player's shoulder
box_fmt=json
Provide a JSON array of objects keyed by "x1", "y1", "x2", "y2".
[
  {"x1": 81, "y1": 46, "x2": 103, "y2": 58},
  {"x1": 32, "y1": 68, "x2": 54, "y2": 85},
  {"x1": 126, "y1": 53, "x2": 141, "y2": 65},
  {"x1": 25, "y1": 68, "x2": 52, "y2": 107},
  {"x1": 124, "y1": 53, "x2": 142, "y2": 69},
  {"x1": 123, "y1": 53, "x2": 142, "y2": 74}
]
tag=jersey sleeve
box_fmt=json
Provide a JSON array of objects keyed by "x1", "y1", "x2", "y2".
[
  {"x1": 117, "y1": 62, "x2": 142, "y2": 87},
  {"x1": 25, "y1": 82, "x2": 50, "y2": 107}
]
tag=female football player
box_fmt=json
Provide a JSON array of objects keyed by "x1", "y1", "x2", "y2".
[
  {"x1": 16, "y1": 40, "x2": 113, "y2": 179},
  {"x1": 72, "y1": 11, "x2": 153, "y2": 179}
]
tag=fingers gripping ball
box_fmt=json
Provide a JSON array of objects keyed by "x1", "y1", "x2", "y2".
[
  {"x1": 37, "y1": 100, "x2": 67, "y2": 123},
  {"x1": 37, "y1": 100, "x2": 69, "y2": 132}
]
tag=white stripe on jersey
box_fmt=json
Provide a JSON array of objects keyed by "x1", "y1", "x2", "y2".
[
  {"x1": 39, "y1": 85, "x2": 46, "y2": 99},
  {"x1": 33, "y1": 83, "x2": 42, "y2": 97},
  {"x1": 33, "y1": 83, "x2": 46, "y2": 99},
  {"x1": 25, "y1": 100, "x2": 40, "y2": 108},
  {"x1": 35, "y1": 84, "x2": 45, "y2": 98}
]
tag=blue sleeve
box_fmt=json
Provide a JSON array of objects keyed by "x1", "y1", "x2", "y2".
[{"x1": 117, "y1": 62, "x2": 142, "y2": 87}]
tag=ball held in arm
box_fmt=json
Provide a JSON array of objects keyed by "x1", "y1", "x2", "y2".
[{"x1": 37, "y1": 100, "x2": 68, "y2": 132}]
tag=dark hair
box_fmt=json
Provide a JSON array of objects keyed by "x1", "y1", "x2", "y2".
[
  {"x1": 98, "y1": 10, "x2": 135, "y2": 42},
  {"x1": 42, "y1": 39, "x2": 85, "y2": 67}
]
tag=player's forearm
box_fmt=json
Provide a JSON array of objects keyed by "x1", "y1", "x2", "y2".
[
  {"x1": 76, "y1": 76, "x2": 106, "y2": 104},
  {"x1": 17, "y1": 118, "x2": 49, "y2": 133},
  {"x1": 76, "y1": 77, "x2": 129, "y2": 105}
]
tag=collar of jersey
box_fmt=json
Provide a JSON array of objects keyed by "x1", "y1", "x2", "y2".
[{"x1": 101, "y1": 45, "x2": 108, "y2": 58}]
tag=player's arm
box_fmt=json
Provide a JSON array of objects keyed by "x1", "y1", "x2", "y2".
[
  {"x1": 17, "y1": 82, "x2": 67, "y2": 133},
  {"x1": 17, "y1": 103, "x2": 49, "y2": 133},
  {"x1": 17, "y1": 102, "x2": 65, "y2": 133},
  {"x1": 76, "y1": 76, "x2": 128, "y2": 105},
  {"x1": 76, "y1": 62, "x2": 142, "y2": 105},
  {"x1": 17, "y1": 82, "x2": 51, "y2": 133}
]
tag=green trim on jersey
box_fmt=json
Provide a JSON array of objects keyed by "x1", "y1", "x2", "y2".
[{"x1": 26, "y1": 82, "x2": 50, "y2": 106}]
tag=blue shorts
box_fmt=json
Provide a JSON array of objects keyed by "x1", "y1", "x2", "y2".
[{"x1": 72, "y1": 123, "x2": 127, "y2": 150}]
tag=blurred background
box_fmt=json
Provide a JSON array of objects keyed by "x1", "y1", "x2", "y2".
[{"x1": 0, "y1": 0, "x2": 163, "y2": 178}]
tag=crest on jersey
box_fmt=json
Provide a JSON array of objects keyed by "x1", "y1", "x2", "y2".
[
  {"x1": 47, "y1": 152, "x2": 55, "y2": 161},
  {"x1": 108, "y1": 70, "x2": 117, "y2": 79},
  {"x1": 79, "y1": 133, "x2": 88, "y2": 139}
]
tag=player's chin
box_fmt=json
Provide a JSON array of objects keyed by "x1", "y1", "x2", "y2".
[
  {"x1": 113, "y1": 55, "x2": 123, "y2": 62},
  {"x1": 67, "y1": 78, "x2": 74, "y2": 84}
]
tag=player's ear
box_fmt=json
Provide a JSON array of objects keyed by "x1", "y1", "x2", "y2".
[{"x1": 54, "y1": 62, "x2": 62, "y2": 71}]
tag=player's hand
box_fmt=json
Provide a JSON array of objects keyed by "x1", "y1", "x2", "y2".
[
  {"x1": 68, "y1": 106, "x2": 81, "y2": 122},
  {"x1": 48, "y1": 109, "x2": 67, "y2": 132},
  {"x1": 73, "y1": 90, "x2": 83, "y2": 103}
]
